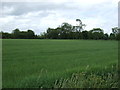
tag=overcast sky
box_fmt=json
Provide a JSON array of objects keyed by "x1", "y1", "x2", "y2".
[{"x1": 0, "y1": 0, "x2": 119, "y2": 35}]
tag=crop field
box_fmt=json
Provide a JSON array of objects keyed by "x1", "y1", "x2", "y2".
[{"x1": 2, "y1": 39, "x2": 118, "y2": 88}]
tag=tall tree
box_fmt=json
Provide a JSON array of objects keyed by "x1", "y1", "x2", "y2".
[
  {"x1": 27, "y1": 30, "x2": 35, "y2": 39},
  {"x1": 110, "y1": 33, "x2": 115, "y2": 40},
  {"x1": 82, "y1": 31, "x2": 88, "y2": 39},
  {"x1": 112, "y1": 27, "x2": 120, "y2": 40},
  {"x1": 104, "y1": 33, "x2": 109, "y2": 40},
  {"x1": 89, "y1": 28, "x2": 104, "y2": 40},
  {"x1": 12, "y1": 28, "x2": 20, "y2": 39}
]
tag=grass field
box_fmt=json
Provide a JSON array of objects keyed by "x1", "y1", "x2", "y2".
[{"x1": 2, "y1": 39, "x2": 118, "y2": 88}]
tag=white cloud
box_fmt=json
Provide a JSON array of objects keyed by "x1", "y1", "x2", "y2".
[
  {"x1": 0, "y1": 0, "x2": 118, "y2": 34},
  {"x1": 0, "y1": 16, "x2": 15, "y2": 25},
  {"x1": 1, "y1": 6, "x2": 14, "y2": 15}
]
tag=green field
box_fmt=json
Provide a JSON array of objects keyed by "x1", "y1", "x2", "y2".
[{"x1": 2, "y1": 39, "x2": 118, "y2": 88}]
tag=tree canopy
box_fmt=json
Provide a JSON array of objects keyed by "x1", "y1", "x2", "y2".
[{"x1": 1, "y1": 20, "x2": 120, "y2": 40}]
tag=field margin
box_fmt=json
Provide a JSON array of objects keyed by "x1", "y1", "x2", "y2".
[{"x1": 0, "y1": 39, "x2": 2, "y2": 89}]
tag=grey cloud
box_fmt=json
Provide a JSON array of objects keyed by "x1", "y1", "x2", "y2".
[
  {"x1": 118, "y1": 1, "x2": 120, "y2": 27},
  {"x1": 2, "y1": 2, "x2": 76, "y2": 16},
  {"x1": 0, "y1": 1, "x2": 118, "y2": 34}
]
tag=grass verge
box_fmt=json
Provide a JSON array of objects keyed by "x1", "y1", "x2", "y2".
[{"x1": 17, "y1": 63, "x2": 118, "y2": 88}]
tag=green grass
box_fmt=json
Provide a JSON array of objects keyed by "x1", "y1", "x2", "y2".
[
  {"x1": 54, "y1": 64, "x2": 118, "y2": 88},
  {"x1": 0, "y1": 39, "x2": 2, "y2": 89},
  {"x1": 2, "y1": 39, "x2": 118, "y2": 88}
]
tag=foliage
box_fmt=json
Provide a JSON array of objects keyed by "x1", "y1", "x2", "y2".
[
  {"x1": 1, "y1": 23, "x2": 120, "y2": 40},
  {"x1": 2, "y1": 28, "x2": 35, "y2": 39}
]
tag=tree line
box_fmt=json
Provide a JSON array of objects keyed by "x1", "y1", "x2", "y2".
[
  {"x1": 1, "y1": 29, "x2": 36, "y2": 39},
  {"x1": 1, "y1": 22, "x2": 120, "y2": 40}
]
